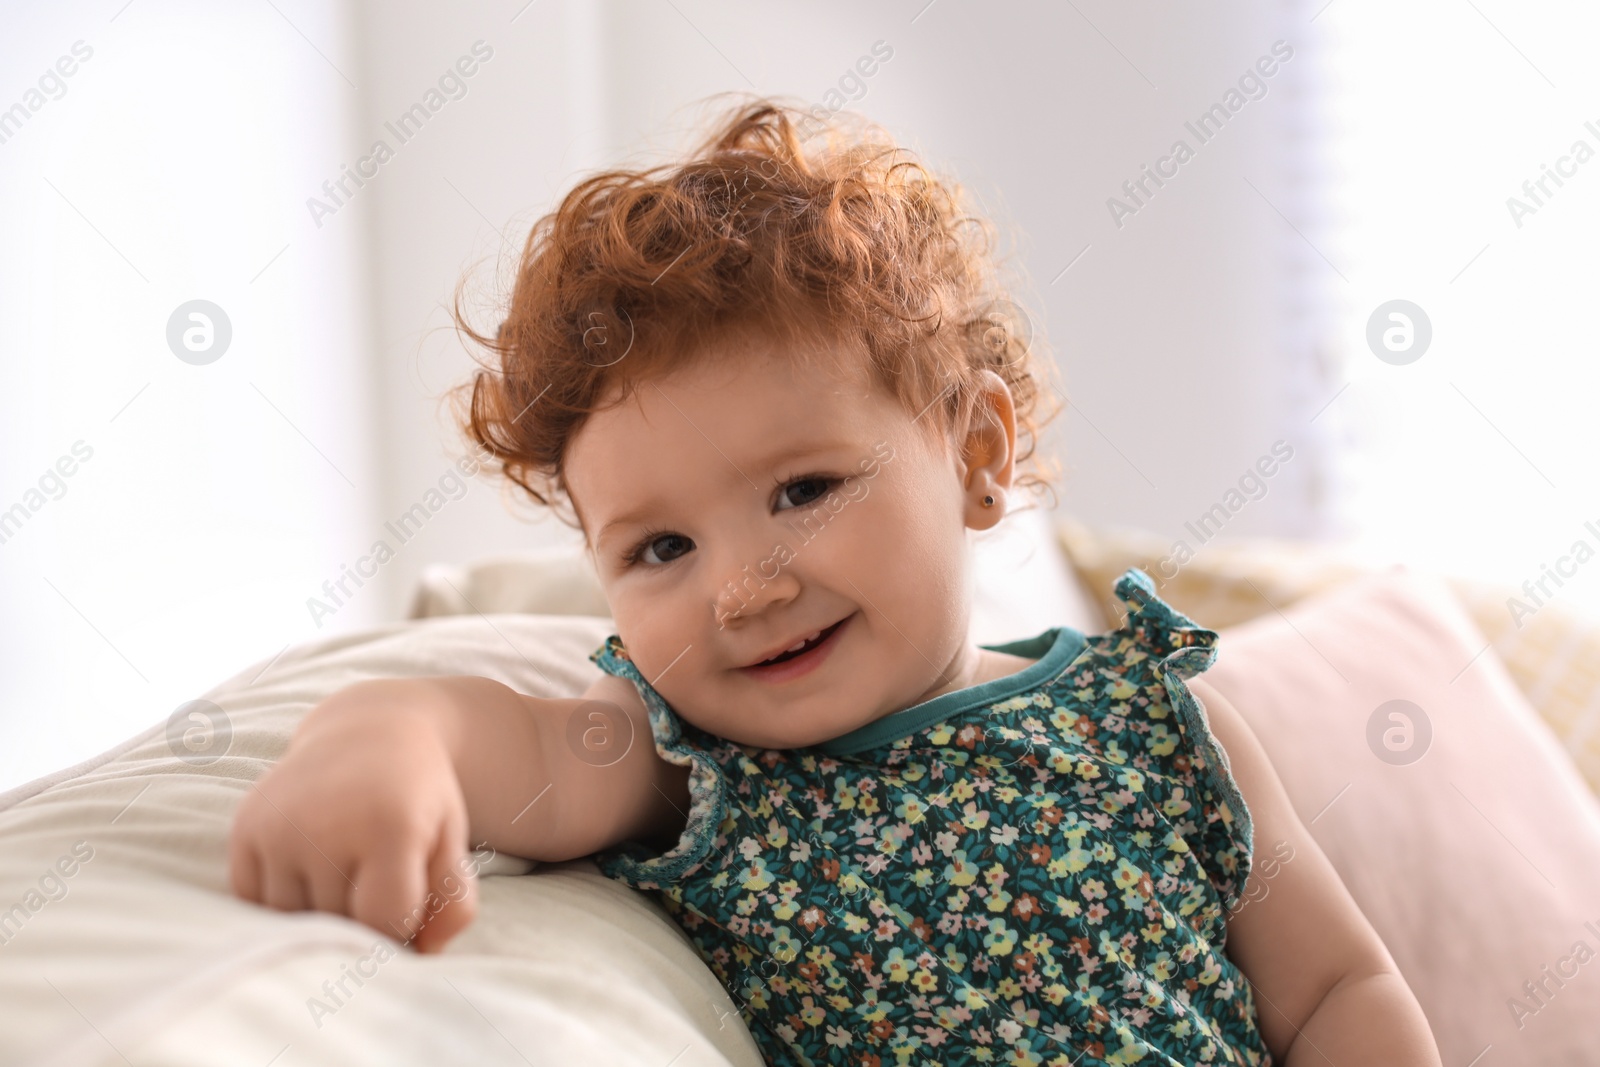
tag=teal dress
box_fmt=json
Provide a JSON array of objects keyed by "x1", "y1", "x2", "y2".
[{"x1": 588, "y1": 567, "x2": 1270, "y2": 1066}]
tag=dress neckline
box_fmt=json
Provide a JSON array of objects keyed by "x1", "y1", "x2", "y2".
[{"x1": 813, "y1": 625, "x2": 1088, "y2": 757}]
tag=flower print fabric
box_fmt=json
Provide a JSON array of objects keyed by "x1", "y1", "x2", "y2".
[{"x1": 588, "y1": 566, "x2": 1270, "y2": 1066}]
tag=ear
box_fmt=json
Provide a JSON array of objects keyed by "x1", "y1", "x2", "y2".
[{"x1": 958, "y1": 370, "x2": 1018, "y2": 531}]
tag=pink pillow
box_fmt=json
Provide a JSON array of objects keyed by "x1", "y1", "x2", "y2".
[{"x1": 1201, "y1": 567, "x2": 1600, "y2": 1064}]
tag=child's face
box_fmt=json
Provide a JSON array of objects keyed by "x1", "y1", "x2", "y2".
[{"x1": 564, "y1": 330, "x2": 1013, "y2": 748}]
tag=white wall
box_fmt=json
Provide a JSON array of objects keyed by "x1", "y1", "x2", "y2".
[
  {"x1": 344, "y1": 0, "x2": 604, "y2": 632},
  {"x1": 0, "y1": 0, "x2": 378, "y2": 789}
]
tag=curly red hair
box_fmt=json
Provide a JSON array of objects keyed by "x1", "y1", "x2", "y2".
[{"x1": 450, "y1": 95, "x2": 1061, "y2": 527}]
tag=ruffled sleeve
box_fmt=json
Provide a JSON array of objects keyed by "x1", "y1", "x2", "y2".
[
  {"x1": 1107, "y1": 566, "x2": 1256, "y2": 915},
  {"x1": 586, "y1": 635, "x2": 730, "y2": 889}
]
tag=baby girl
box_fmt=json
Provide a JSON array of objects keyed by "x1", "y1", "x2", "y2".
[{"x1": 229, "y1": 99, "x2": 1442, "y2": 1066}]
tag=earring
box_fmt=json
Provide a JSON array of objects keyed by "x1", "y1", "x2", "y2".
[{"x1": 981, "y1": 494, "x2": 996, "y2": 508}]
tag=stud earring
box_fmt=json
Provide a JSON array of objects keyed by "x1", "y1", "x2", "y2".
[{"x1": 981, "y1": 494, "x2": 996, "y2": 508}]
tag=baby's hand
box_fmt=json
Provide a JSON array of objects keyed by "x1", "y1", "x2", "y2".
[{"x1": 228, "y1": 682, "x2": 477, "y2": 954}]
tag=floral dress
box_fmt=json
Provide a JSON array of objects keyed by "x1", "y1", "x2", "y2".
[{"x1": 588, "y1": 566, "x2": 1270, "y2": 1067}]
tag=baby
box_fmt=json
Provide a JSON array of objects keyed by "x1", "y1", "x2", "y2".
[{"x1": 230, "y1": 99, "x2": 1442, "y2": 1066}]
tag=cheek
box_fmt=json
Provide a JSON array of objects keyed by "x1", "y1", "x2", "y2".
[
  {"x1": 835, "y1": 474, "x2": 967, "y2": 617},
  {"x1": 607, "y1": 580, "x2": 700, "y2": 680}
]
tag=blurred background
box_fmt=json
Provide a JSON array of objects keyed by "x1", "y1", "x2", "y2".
[{"x1": 2, "y1": 0, "x2": 1596, "y2": 790}]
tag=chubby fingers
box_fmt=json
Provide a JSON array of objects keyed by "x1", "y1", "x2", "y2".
[
  {"x1": 350, "y1": 844, "x2": 430, "y2": 947},
  {"x1": 410, "y1": 813, "x2": 479, "y2": 954},
  {"x1": 304, "y1": 857, "x2": 356, "y2": 917},
  {"x1": 231, "y1": 785, "x2": 349, "y2": 914}
]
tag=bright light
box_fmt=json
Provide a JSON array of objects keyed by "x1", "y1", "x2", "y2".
[{"x1": 1317, "y1": 0, "x2": 1600, "y2": 615}]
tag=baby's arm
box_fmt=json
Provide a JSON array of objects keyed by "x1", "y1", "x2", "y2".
[
  {"x1": 1188, "y1": 677, "x2": 1443, "y2": 1066},
  {"x1": 229, "y1": 672, "x2": 688, "y2": 952}
]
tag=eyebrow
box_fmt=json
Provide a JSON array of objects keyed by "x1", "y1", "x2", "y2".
[
  {"x1": 592, "y1": 437, "x2": 861, "y2": 549},
  {"x1": 595, "y1": 501, "x2": 669, "y2": 549}
]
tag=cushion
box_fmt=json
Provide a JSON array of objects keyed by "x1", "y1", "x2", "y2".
[
  {"x1": 1202, "y1": 567, "x2": 1600, "y2": 1064},
  {"x1": 1057, "y1": 515, "x2": 1600, "y2": 797},
  {"x1": 0, "y1": 613, "x2": 764, "y2": 1067}
]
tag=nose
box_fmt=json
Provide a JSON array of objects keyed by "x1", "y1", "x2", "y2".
[{"x1": 710, "y1": 540, "x2": 800, "y2": 630}]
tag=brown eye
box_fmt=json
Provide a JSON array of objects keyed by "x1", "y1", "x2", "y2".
[
  {"x1": 776, "y1": 478, "x2": 832, "y2": 511},
  {"x1": 639, "y1": 533, "x2": 694, "y2": 565}
]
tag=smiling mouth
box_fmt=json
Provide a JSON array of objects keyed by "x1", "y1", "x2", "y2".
[{"x1": 748, "y1": 618, "x2": 848, "y2": 668}]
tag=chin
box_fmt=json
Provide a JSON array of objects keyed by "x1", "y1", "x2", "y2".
[{"x1": 696, "y1": 698, "x2": 872, "y2": 751}]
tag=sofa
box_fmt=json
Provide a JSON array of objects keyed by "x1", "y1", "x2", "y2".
[{"x1": 2, "y1": 508, "x2": 1597, "y2": 1065}]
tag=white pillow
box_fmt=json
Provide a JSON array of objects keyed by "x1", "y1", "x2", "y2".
[{"x1": 0, "y1": 613, "x2": 763, "y2": 1067}]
